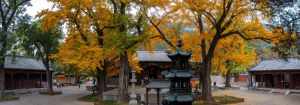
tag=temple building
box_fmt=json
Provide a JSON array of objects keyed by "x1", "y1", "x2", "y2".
[
  {"x1": 137, "y1": 51, "x2": 172, "y2": 79},
  {"x1": 0, "y1": 56, "x2": 48, "y2": 90},
  {"x1": 249, "y1": 58, "x2": 300, "y2": 89}
]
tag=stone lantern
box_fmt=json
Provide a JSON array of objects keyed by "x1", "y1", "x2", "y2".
[{"x1": 163, "y1": 40, "x2": 193, "y2": 105}]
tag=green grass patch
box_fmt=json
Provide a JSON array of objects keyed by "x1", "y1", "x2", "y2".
[
  {"x1": 78, "y1": 94, "x2": 98, "y2": 102},
  {"x1": 39, "y1": 91, "x2": 62, "y2": 96},
  {"x1": 94, "y1": 100, "x2": 127, "y2": 105},
  {"x1": 194, "y1": 95, "x2": 244, "y2": 105},
  {"x1": 0, "y1": 95, "x2": 19, "y2": 102},
  {"x1": 78, "y1": 94, "x2": 127, "y2": 105}
]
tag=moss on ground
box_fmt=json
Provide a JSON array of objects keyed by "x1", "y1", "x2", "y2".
[
  {"x1": 194, "y1": 95, "x2": 244, "y2": 105},
  {"x1": 39, "y1": 91, "x2": 62, "y2": 96},
  {"x1": 78, "y1": 94, "x2": 98, "y2": 102},
  {"x1": 94, "y1": 100, "x2": 127, "y2": 105},
  {"x1": 78, "y1": 94, "x2": 127, "y2": 105},
  {"x1": 0, "y1": 95, "x2": 19, "y2": 102}
]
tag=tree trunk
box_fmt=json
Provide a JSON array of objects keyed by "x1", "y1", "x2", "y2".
[
  {"x1": 96, "y1": 68, "x2": 106, "y2": 101},
  {"x1": 75, "y1": 71, "x2": 80, "y2": 84},
  {"x1": 118, "y1": 51, "x2": 129, "y2": 103},
  {"x1": 201, "y1": 32, "x2": 221, "y2": 103},
  {"x1": 197, "y1": 63, "x2": 204, "y2": 92},
  {"x1": 45, "y1": 61, "x2": 53, "y2": 93},
  {"x1": 117, "y1": 2, "x2": 129, "y2": 103},
  {"x1": 201, "y1": 59, "x2": 214, "y2": 103},
  {"x1": 225, "y1": 70, "x2": 231, "y2": 88},
  {"x1": 0, "y1": 30, "x2": 8, "y2": 98},
  {"x1": 46, "y1": 70, "x2": 53, "y2": 93}
]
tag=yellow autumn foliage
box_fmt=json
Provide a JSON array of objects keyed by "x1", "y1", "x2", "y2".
[
  {"x1": 143, "y1": 0, "x2": 287, "y2": 75},
  {"x1": 41, "y1": 0, "x2": 289, "y2": 79},
  {"x1": 41, "y1": 0, "x2": 143, "y2": 76}
]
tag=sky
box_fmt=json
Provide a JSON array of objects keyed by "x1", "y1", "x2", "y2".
[{"x1": 26, "y1": 0, "x2": 52, "y2": 18}]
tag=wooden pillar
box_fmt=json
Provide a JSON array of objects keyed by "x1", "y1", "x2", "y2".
[
  {"x1": 157, "y1": 88, "x2": 160, "y2": 105},
  {"x1": 8, "y1": 72, "x2": 11, "y2": 89},
  {"x1": 290, "y1": 73, "x2": 294, "y2": 89},
  {"x1": 12, "y1": 72, "x2": 15, "y2": 89},
  {"x1": 0, "y1": 70, "x2": 5, "y2": 92},
  {"x1": 40, "y1": 72, "x2": 42, "y2": 88},
  {"x1": 251, "y1": 74, "x2": 256, "y2": 88},
  {"x1": 280, "y1": 73, "x2": 284, "y2": 88},
  {"x1": 283, "y1": 73, "x2": 290, "y2": 89},
  {"x1": 146, "y1": 88, "x2": 149, "y2": 105},
  {"x1": 285, "y1": 73, "x2": 291, "y2": 89},
  {"x1": 248, "y1": 72, "x2": 252, "y2": 88},
  {"x1": 273, "y1": 74, "x2": 278, "y2": 88},
  {"x1": 26, "y1": 72, "x2": 30, "y2": 89}
]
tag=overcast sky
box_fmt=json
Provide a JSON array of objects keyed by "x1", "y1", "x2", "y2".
[{"x1": 26, "y1": 0, "x2": 52, "y2": 18}]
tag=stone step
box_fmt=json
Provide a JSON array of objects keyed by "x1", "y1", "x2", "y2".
[{"x1": 269, "y1": 89, "x2": 291, "y2": 95}]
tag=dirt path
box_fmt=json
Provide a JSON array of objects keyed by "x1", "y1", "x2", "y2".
[{"x1": 0, "y1": 86, "x2": 93, "y2": 105}]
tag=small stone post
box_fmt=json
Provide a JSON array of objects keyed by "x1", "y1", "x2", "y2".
[{"x1": 129, "y1": 70, "x2": 138, "y2": 105}]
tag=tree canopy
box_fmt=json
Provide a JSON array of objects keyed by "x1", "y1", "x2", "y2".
[{"x1": 36, "y1": 0, "x2": 291, "y2": 103}]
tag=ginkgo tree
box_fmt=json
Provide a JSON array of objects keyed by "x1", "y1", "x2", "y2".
[
  {"x1": 211, "y1": 36, "x2": 257, "y2": 88},
  {"x1": 40, "y1": 0, "x2": 148, "y2": 102},
  {"x1": 144, "y1": 0, "x2": 284, "y2": 103},
  {"x1": 39, "y1": 0, "x2": 110, "y2": 100}
]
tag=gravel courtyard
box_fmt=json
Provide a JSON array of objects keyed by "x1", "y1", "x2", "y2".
[
  {"x1": 0, "y1": 86, "x2": 93, "y2": 105},
  {"x1": 214, "y1": 89, "x2": 300, "y2": 105},
  {"x1": 1, "y1": 86, "x2": 300, "y2": 105}
]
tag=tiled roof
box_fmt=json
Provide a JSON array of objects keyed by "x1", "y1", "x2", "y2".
[
  {"x1": 137, "y1": 51, "x2": 172, "y2": 62},
  {"x1": 250, "y1": 58, "x2": 300, "y2": 71},
  {"x1": 4, "y1": 56, "x2": 47, "y2": 71},
  {"x1": 145, "y1": 80, "x2": 170, "y2": 88}
]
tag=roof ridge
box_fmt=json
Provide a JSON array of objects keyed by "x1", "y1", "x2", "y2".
[
  {"x1": 5, "y1": 55, "x2": 39, "y2": 59},
  {"x1": 251, "y1": 58, "x2": 300, "y2": 71}
]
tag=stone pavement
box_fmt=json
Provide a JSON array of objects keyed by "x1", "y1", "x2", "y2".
[
  {"x1": 2, "y1": 85, "x2": 300, "y2": 105},
  {"x1": 0, "y1": 86, "x2": 93, "y2": 105},
  {"x1": 214, "y1": 89, "x2": 300, "y2": 105}
]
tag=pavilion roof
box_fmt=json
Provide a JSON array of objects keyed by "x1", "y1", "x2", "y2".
[
  {"x1": 250, "y1": 58, "x2": 300, "y2": 72},
  {"x1": 137, "y1": 51, "x2": 172, "y2": 62},
  {"x1": 4, "y1": 56, "x2": 47, "y2": 71},
  {"x1": 145, "y1": 80, "x2": 170, "y2": 89}
]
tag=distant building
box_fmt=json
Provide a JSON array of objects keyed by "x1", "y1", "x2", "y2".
[
  {"x1": 0, "y1": 56, "x2": 49, "y2": 90},
  {"x1": 55, "y1": 73, "x2": 77, "y2": 86},
  {"x1": 249, "y1": 58, "x2": 300, "y2": 89}
]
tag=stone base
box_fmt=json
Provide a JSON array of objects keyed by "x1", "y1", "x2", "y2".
[
  {"x1": 129, "y1": 100, "x2": 138, "y2": 105},
  {"x1": 103, "y1": 88, "x2": 119, "y2": 101},
  {"x1": 103, "y1": 94, "x2": 118, "y2": 101},
  {"x1": 5, "y1": 88, "x2": 47, "y2": 95}
]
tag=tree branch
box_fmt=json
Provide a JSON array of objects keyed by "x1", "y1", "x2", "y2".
[
  {"x1": 221, "y1": 30, "x2": 272, "y2": 43},
  {"x1": 144, "y1": 13, "x2": 176, "y2": 49},
  {"x1": 201, "y1": 10, "x2": 217, "y2": 26},
  {"x1": 217, "y1": 0, "x2": 233, "y2": 26}
]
